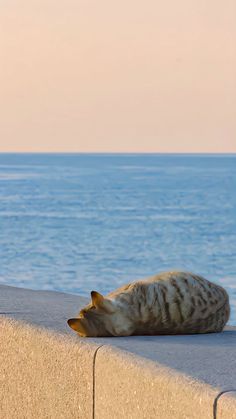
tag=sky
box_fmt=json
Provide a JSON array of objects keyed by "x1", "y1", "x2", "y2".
[{"x1": 0, "y1": 0, "x2": 236, "y2": 153}]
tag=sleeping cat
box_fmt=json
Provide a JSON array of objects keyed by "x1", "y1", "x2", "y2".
[{"x1": 67, "y1": 271, "x2": 230, "y2": 337}]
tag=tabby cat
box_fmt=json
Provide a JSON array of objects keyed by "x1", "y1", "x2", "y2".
[{"x1": 67, "y1": 271, "x2": 230, "y2": 337}]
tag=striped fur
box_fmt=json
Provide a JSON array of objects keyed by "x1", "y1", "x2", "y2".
[{"x1": 67, "y1": 271, "x2": 230, "y2": 337}]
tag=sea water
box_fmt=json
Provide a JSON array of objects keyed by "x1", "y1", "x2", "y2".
[{"x1": 0, "y1": 153, "x2": 235, "y2": 324}]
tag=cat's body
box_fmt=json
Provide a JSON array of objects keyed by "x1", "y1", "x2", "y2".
[{"x1": 68, "y1": 271, "x2": 230, "y2": 337}]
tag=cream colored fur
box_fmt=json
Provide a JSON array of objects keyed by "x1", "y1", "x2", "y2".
[{"x1": 68, "y1": 271, "x2": 230, "y2": 337}]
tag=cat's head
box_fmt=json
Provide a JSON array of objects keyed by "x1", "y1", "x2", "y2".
[{"x1": 67, "y1": 291, "x2": 133, "y2": 337}]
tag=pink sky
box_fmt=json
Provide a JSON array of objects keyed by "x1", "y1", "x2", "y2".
[{"x1": 0, "y1": 0, "x2": 235, "y2": 152}]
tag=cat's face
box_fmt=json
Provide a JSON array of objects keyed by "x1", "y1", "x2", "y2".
[
  {"x1": 67, "y1": 291, "x2": 134, "y2": 337},
  {"x1": 67, "y1": 291, "x2": 116, "y2": 337}
]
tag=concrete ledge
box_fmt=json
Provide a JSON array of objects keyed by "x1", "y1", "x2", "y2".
[
  {"x1": 0, "y1": 284, "x2": 236, "y2": 418},
  {"x1": 95, "y1": 345, "x2": 218, "y2": 419},
  {"x1": 0, "y1": 318, "x2": 99, "y2": 419},
  {"x1": 215, "y1": 391, "x2": 236, "y2": 419}
]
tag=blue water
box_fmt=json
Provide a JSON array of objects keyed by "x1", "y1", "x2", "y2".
[{"x1": 0, "y1": 153, "x2": 235, "y2": 324}]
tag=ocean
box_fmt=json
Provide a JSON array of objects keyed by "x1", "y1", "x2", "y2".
[{"x1": 0, "y1": 153, "x2": 235, "y2": 324}]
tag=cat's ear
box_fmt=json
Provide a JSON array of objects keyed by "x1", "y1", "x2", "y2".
[
  {"x1": 91, "y1": 291, "x2": 115, "y2": 313},
  {"x1": 91, "y1": 291, "x2": 104, "y2": 307},
  {"x1": 67, "y1": 318, "x2": 87, "y2": 336}
]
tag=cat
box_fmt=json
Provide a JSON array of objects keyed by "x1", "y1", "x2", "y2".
[{"x1": 67, "y1": 271, "x2": 230, "y2": 337}]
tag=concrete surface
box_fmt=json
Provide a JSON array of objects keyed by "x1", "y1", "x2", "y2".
[
  {"x1": 95, "y1": 345, "x2": 218, "y2": 419},
  {"x1": 0, "y1": 284, "x2": 236, "y2": 418},
  {"x1": 0, "y1": 283, "x2": 89, "y2": 332},
  {"x1": 0, "y1": 318, "x2": 98, "y2": 419},
  {"x1": 0, "y1": 285, "x2": 98, "y2": 419},
  {"x1": 216, "y1": 391, "x2": 236, "y2": 419}
]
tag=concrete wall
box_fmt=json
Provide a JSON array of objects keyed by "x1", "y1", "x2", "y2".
[
  {"x1": 0, "y1": 318, "x2": 98, "y2": 419},
  {"x1": 0, "y1": 284, "x2": 236, "y2": 419}
]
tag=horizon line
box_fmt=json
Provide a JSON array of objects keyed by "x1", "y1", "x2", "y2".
[{"x1": 0, "y1": 151, "x2": 236, "y2": 156}]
